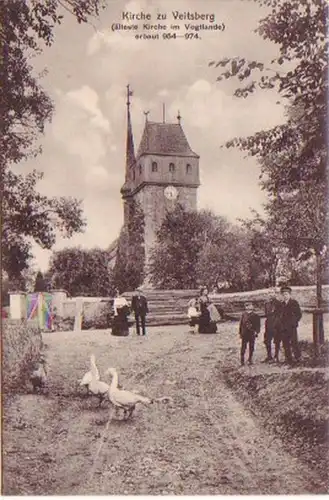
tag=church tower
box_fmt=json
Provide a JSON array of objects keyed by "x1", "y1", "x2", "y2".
[{"x1": 121, "y1": 87, "x2": 200, "y2": 271}]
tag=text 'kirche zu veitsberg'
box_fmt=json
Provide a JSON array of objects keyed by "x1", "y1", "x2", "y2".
[{"x1": 111, "y1": 11, "x2": 225, "y2": 39}]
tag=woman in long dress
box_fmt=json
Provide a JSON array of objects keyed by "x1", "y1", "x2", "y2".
[
  {"x1": 111, "y1": 289, "x2": 130, "y2": 336},
  {"x1": 198, "y1": 287, "x2": 218, "y2": 334}
]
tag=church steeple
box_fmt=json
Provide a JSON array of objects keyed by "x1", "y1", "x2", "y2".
[{"x1": 125, "y1": 84, "x2": 136, "y2": 179}]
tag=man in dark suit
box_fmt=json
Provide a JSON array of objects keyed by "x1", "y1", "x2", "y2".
[
  {"x1": 263, "y1": 288, "x2": 282, "y2": 362},
  {"x1": 239, "y1": 302, "x2": 261, "y2": 366},
  {"x1": 280, "y1": 285, "x2": 302, "y2": 365},
  {"x1": 131, "y1": 288, "x2": 149, "y2": 336}
]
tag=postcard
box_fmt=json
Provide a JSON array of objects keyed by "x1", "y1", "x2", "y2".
[{"x1": 2, "y1": 0, "x2": 328, "y2": 495}]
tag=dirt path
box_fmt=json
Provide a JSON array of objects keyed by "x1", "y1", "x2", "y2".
[{"x1": 2, "y1": 325, "x2": 325, "y2": 494}]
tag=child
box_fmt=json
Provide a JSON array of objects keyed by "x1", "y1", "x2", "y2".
[
  {"x1": 239, "y1": 302, "x2": 261, "y2": 365},
  {"x1": 187, "y1": 297, "x2": 200, "y2": 334}
]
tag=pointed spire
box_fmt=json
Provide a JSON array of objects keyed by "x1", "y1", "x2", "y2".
[
  {"x1": 143, "y1": 110, "x2": 150, "y2": 122},
  {"x1": 177, "y1": 110, "x2": 181, "y2": 124},
  {"x1": 125, "y1": 84, "x2": 136, "y2": 176}
]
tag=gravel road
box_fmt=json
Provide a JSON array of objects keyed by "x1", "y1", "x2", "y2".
[{"x1": 2, "y1": 324, "x2": 324, "y2": 494}]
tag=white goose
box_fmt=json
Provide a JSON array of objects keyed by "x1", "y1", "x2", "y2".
[
  {"x1": 105, "y1": 367, "x2": 153, "y2": 419},
  {"x1": 79, "y1": 354, "x2": 100, "y2": 391},
  {"x1": 87, "y1": 354, "x2": 110, "y2": 407}
]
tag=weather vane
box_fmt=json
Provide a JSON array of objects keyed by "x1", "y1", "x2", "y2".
[{"x1": 126, "y1": 84, "x2": 133, "y2": 106}]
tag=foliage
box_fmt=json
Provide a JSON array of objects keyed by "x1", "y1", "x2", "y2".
[
  {"x1": 149, "y1": 205, "x2": 209, "y2": 289},
  {"x1": 195, "y1": 227, "x2": 253, "y2": 291},
  {"x1": 1, "y1": 0, "x2": 104, "y2": 290},
  {"x1": 149, "y1": 205, "x2": 270, "y2": 291},
  {"x1": 54, "y1": 316, "x2": 75, "y2": 332},
  {"x1": 113, "y1": 200, "x2": 145, "y2": 292},
  {"x1": 239, "y1": 211, "x2": 278, "y2": 288},
  {"x1": 2, "y1": 319, "x2": 43, "y2": 393},
  {"x1": 210, "y1": 0, "x2": 328, "y2": 303},
  {"x1": 2, "y1": 168, "x2": 86, "y2": 286},
  {"x1": 1, "y1": 278, "x2": 10, "y2": 307},
  {"x1": 34, "y1": 270, "x2": 48, "y2": 292},
  {"x1": 82, "y1": 302, "x2": 113, "y2": 330},
  {"x1": 48, "y1": 247, "x2": 114, "y2": 297},
  {"x1": 1, "y1": 0, "x2": 105, "y2": 166}
]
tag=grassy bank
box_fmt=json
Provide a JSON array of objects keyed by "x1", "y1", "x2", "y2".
[
  {"x1": 2, "y1": 320, "x2": 43, "y2": 393},
  {"x1": 219, "y1": 357, "x2": 329, "y2": 491}
]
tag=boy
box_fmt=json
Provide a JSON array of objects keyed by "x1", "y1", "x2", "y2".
[{"x1": 239, "y1": 302, "x2": 261, "y2": 366}]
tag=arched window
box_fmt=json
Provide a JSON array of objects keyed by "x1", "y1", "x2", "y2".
[
  {"x1": 139, "y1": 164, "x2": 142, "y2": 175},
  {"x1": 133, "y1": 169, "x2": 136, "y2": 181},
  {"x1": 169, "y1": 162, "x2": 175, "y2": 172},
  {"x1": 186, "y1": 163, "x2": 192, "y2": 174},
  {"x1": 152, "y1": 161, "x2": 158, "y2": 172}
]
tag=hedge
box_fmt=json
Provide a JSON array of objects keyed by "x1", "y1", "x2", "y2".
[{"x1": 2, "y1": 319, "x2": 43, "y2": 392}]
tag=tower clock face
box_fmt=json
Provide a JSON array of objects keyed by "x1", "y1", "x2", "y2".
[{"x1": 164, "y1": 185, "x2": 178, "y2": 200}]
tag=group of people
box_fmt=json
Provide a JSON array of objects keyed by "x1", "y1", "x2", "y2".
[
  {"x1": 111, "y1": 288, "x2": 149, "y2": 337},
  {"x1": 187, "y1": 284, "x2": 303, "y2": 367},
  {"x1": 112, "y1": 284, "x2": 303, "y2": 368},
  {"x1": 187, "y1": 286, "x2": 224, "y2": 334},
  {"x1": 239, "y1": 285, "x2": 302, "y2": 366}
]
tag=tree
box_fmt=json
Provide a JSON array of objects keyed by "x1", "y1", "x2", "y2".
[
  {"x1": 239, "y1": 211, "x2": 279, "y2": 288},
  {"x1": 48, "y1": 247, "x2": 114, "y2": 297},
  {"x1": 265, "y1": 180, "x2": 328, "y2": 303},
  {"x1": 149, "y1": 205, "x2": 214, "y2": 289},
  {"x1": 195, "y1": 229, "x2": 252, "y2": 291},
  {"x1": 1, "y1": 0, "x2": 104, "y2": 287},
  {"x1": 112, "y1": 200, "x2": 145, "y2": 292},
  {"x1": 34, "y1": 270, "x2": 47, "y2": 292},
  {"x1": 210, "y1": 0, "x2": 328, "y2": 305},
  {"x1": 149, "y1": 205, "x2": 254, "y2": 290},
  {"x1": 1, "y1": 0, "x2": 104, "y2": 167},
  {"x1": 2, "y1": 168, "x2": 86, "y2": 286}
]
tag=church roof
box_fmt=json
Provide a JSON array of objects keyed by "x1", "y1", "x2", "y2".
[{"x1": 137, "y1": 122, "x2": 199, "y2": 158}]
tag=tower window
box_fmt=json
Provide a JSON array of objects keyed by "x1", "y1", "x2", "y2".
[
  {"x1": 139, "y1": 164, "x2": 142, "y2": 175},
  {"x1": 186, "y1": 163, "x2": 192, "y2": 174},
  {"x1": 133, "y1": 169, "x2": 136, "y2": 181},
  {"x1": 152, "y1": 161, "x2": 158, "y2": 172},
  {"x1": 169, "y1": 162, "x2": 175, "y2": 172}
]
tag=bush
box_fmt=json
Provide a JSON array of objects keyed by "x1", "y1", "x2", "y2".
[
  {"x1": 3, "y1": 319, "x2": 43, "y2": 392},
  {"x1": 55, "y1": 316, "x2": 75, "y2": 331},
  {"x1": 82, "y1": 301, "x2": 113, "y2": 330}
]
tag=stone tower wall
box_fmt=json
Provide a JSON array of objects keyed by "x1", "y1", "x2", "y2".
[
  {"x1": 131, "y1": 154, "x2": 199, "y2": 189},
  {"x1": 134, "y1": 185, "x2": 198, "y2": 267}
]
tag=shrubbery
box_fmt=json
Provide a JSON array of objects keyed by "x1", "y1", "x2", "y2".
[
  {"x1": 3, "y1": 319, "x2": 43, "y2": 392},
  {"x1": 82, "y1": 302, "x2": 113, "y2": 330},
  {"x1": 54, "y1": 316, "x2": 75, "y2": 332}
]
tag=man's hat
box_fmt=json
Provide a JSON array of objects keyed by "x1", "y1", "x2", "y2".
[{"x1": 280, "y1": 285, "x2": 292, "y2": 293}]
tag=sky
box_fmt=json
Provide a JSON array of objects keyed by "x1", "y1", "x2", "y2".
[{"x1": 18, "y1": 0, "x2": 287, "y2": 271}]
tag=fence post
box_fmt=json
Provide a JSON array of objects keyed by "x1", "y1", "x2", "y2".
[
  {"x1": 74, "y1": 298, "x2": 83, "y2": 332},
  {"x1": 9, "y1": 291, "x2": 27, "y2": 320},
  {"x1": 312, "y1": 308, "x2": 325, "y2": 356}
]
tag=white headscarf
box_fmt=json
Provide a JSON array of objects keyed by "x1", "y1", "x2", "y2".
[{"x1": 113, "y1": 296, "x2": 128, "y2": 315}]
